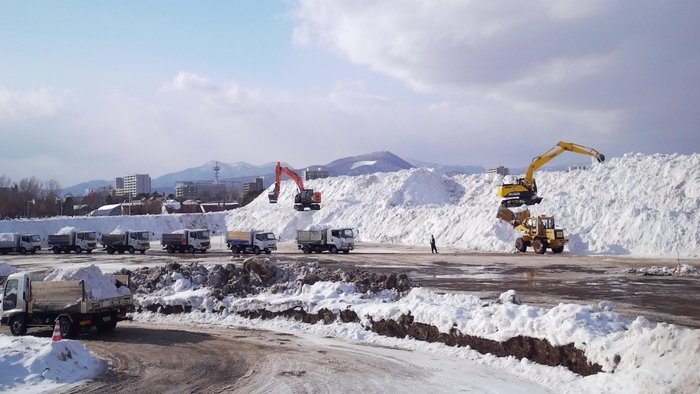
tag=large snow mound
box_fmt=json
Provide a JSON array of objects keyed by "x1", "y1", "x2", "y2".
[
  {"x1": 0, "y1": 262, "x2": 18, "y2": 277},
  {"x1": 0, "y1": 153, "x2": 697, "y2": 257},
  {"x1": 44, "y1": 264, "x2": 131, "y2": 300}
]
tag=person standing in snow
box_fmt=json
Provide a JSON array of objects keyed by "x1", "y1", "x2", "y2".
[{"x1": 430, "y1": 235, "x2": 438, "y2": 254}]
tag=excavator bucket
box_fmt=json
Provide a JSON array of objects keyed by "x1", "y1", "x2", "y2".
[{"x1": 268, "y1": 192, "x2": 278, "y2": 204}]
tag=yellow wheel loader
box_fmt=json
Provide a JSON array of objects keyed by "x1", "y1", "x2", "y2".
[{"x1": 497, "y1": 206, "x2": 568, "y2": 254}]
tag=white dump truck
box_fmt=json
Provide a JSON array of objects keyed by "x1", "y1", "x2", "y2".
[
  {"x1": 161, "y1": 229, "x2": 211, "y2": 254},
  {"x1": 226, "y1": 230, "x2": 277, "y2": 255},
  {"x1": 0, "y1": 233, "x2": 41, "y2": 255},
  {"x1": 102, "y1": 231, "x2": 151, "y2": 254},
  {"x1": 296, "y1": 228, "x2": 355, "y2": 254},
  {"x1": 0, "y1": 271, "x2": 134, "y2": 338},
  {"x1": 48, "y1": 230, "x2": 98, "y2": 254}
]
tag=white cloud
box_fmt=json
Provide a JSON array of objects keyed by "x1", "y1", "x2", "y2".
[
  {"x1": 0, "y1": 87, "x2": 68, "y2": 120},
  {"x1": 163, "y1": 71, "x2": 220, "y2": 93}
]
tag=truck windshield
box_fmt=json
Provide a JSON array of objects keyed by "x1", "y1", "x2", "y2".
[
  {"x1": 340, "y1": 229, "x2": 354, "y2": 238},
  {"x1": 137, "y1": 232, "x2": 150, "y2": 240},
  {"x1": 83, "y1": 232, "x2": 96, "y2": 241},
  {"x1": 3, "y1": 279, "x2": 18, "y2": 297},
  {"x1": 198, "y1": 231, "x2": 209, "y2": 239},
  {"x1": 264, "y1": 233, "x2": 276, "y2": 240},
  {"x1": 30, "y1": 235, "x2": 41, "y2": 242}
]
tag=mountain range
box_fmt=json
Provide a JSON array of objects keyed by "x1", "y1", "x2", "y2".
[{"x1": 61, "y1": 150, "x2": 582, "y2": 197}]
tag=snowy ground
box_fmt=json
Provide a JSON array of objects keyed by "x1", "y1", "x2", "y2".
[{"x1": 0, "y1": 153, "x2": 699, "y2": 392}]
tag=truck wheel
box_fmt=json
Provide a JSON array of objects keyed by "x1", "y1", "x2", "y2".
[
  {"x1": 188, "y1": 245, "x2": 195, "y2": 254},
  {"x1": 329, "y1": 245, "x2": 338, "y2": 254},
  {"x1": 515, "y1": 238, "x2": 527, "y2": 253},
  {"x1": 253, "y1": 246, "x2": 261, "y2": 255},
  {"x1": 128, "y1": 246, "x2": 135, "y2": 254},
  {"x1": 302, "y1": 245, "x2": 311, "y2": 254},
  {"x1": 166, "y1": 245, "x2": 175, "y2": 254},
  {"x1": 9, "y1": 315, "x2": 27, "y2": 336},
  {"x1": 86, "y1": 249, "x2": 92, "y2": 254},
  {"x1": 74, "y1": 246, "x2": 82, "y2": 254},
  {"x1": 140, "y1": 250, "x2": 146, "y2": 254},
  {"x1": 551, "y1": 246, "x2": 564, "y2": 254},
  {"x1": 52, "y1": 246, "x2": 61, "y2": 254},
  {"x1": 107, "y1": 246, "x2": 115, "y2": 255},
  {"x1": 230, "y1": 245, "x2": 239, "y2": 254},
  {"x1": 342, "y1": 250, "x2": 349, "y2": 254},
  {"x1": 18, "y1": 247, "x2": 27, "y2": 255},
  {"x1": 265, "y1": 250, "x2": 271, "y2": 255},
  {"x1": 58, "y1": 316, "x2": 78, "y2": 339},
  {"x1": 533, "y1": 239, "x2": 547, "y2": 254}
]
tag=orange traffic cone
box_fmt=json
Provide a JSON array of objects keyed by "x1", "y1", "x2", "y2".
[{"x1": 52, "y1": 320, "x2": 62, "y2": 342}]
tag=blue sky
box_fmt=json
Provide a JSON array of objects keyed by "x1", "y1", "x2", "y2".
[{"x1": 1, "y1": 1, "x2": 699, "y2": 186}]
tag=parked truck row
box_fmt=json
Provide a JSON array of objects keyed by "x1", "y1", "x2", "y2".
[{"x1": 1, "y1": 227, "x2": 357, "y2": 256}]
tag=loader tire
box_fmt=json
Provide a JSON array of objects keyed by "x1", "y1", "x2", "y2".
[
  {"x1": 551, "y1": 246, "x2": 564, "y2": 254},
  {"x1": 533, "y1": 239, "x2": 547, "y2": 254},
  {"x1": 515, "y1": 238, "x2": 527, "y2": 253}
]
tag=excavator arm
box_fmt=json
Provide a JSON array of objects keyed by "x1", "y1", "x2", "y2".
[
  {"x1": 268, "y1": 162, "x2": 322, "y2": 211},
  {"x1": 497, "y1": 141, "x2": 604, "y2": 207}
]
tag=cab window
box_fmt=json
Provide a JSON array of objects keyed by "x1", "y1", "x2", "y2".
[{"x1": 3, "y1": 279, "x2": 18, "y2": 297}]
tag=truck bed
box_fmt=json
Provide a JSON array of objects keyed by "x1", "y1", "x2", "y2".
[
  {"x1": 47, "y1": 234, "x2": 71, "y2": 245},
  {"x1": 162, "y1": 233, "x2": 187, "y2": 245},
  {"x1": 102, "y1": 234, "x2": 127, "y2": 246},
  {"x1": 296, "y1": 230, "x2": 323, "y2": 244},
  {"x1": 227, "y1": 231, "x2": 252, "y2": 245},
  {"x1": 29, "y1": 280, "x2": 133, "y2": 314}
]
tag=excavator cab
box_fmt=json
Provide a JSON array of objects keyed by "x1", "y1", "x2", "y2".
[{"x1": 294, "y1": 189, "x2": 321, "y2": 211}]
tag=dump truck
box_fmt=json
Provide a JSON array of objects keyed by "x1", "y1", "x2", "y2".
[
  {"x1": 0, "y1": 233, "x2": 41, "y2": 255},
  {"x1": 497, "y1": 206, "x2": 568, "y2": 254},
  {"x1": 48, "y1": 230, "x2": 98, "y2": 254},
  {"x1": 297, "y1": 228, "x2": 355, "y2": 254},
  {"x1": 227, "y1": 231, "x2": 277, "y2": 255},
  {"x1": 0, "y1": 271, "x2": 134, "y2": 338},
  {"x1": 102, "y1": 231, "x2": 151, "y2": 254},
  {"x1": 161, "y1": 229, "x2": 211, "y2": 254}
]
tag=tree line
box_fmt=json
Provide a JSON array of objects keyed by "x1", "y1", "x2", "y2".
[{"x1": 0, "y1": 175, "x2": 62, "y2": 219}]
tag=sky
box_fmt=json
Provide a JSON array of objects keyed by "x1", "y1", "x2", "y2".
[{"x1": 1, "y1": 1, "x2": 699, "y2": 187}]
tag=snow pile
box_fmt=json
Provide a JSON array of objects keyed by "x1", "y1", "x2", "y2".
[
  {"x1": 626, "y1": 264, "x2": 699, "y2": 277},
  {"x1": 0, "y1": 233, "x2": 17, "y2": 242},
  {"x1": 0, "y1": 335, "x2": 104, "y2": 393},
  {"x1": 44, "y1": 264, "x2": 131, "y2": 300},
  {"x1": 55, "y1": 226, "x2": 77, "y2": 235},
  {"x1": 0, "y1": 262, "x2": 18, "y2": 277},
  {"x1": 0, "y1": 153, "x2": 698, "y2": 257},
  {"x1": 135, "y1": 271, "x2": 211, "y2": 311}
]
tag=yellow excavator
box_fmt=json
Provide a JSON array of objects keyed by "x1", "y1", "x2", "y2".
[{"x1": 497, "y1": 141, "x2": 605, "y2": 207}]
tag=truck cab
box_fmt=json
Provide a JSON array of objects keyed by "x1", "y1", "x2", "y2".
[
  {"x1": 328, "y1": 228, "x2": 355, "y2": 253},
  {"x1": 20, "y1": 234, "x2": 42, "y2": 254}
]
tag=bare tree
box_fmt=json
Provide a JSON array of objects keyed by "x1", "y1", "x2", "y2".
[
  {"x1": 18, "y1": 177, "x2": 43, "y2": 200},
  {"x1": 0, "y1": 174, "x2": 12, "y2": 188}
]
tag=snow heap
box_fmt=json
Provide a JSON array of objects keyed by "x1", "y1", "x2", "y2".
[
  {"x1": 0, "y1": 233, "x2": 17, "y2": 242},
  {"x1": 0, "y1": 335, "x2": 104, "y2": 393},
  {"x1": 55, "y1": 226, "x2": 77, "y2": 235},
  {"x1": 0, "y1": 153, "x2": 698, "y2": 258},
  {"x1": 44, "y1": 264, "x2": 131, "y2": 300},
  {"x1": 0, "y1": 262, "x2": 18, "y2": 277}
]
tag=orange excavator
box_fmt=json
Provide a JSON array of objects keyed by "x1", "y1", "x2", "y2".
[{"x1": 268, "y1": 162, "x2": 322, "y2": 211}]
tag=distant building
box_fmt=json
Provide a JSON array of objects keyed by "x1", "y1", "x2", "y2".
[
  {"x1": 302, "y1": 168, "x2": 329, "y2": 181},
  {"x1": 175, "y1": 182, "x2": 199, "y2": 200},
  {"x1": 117, "y1": 174, "x2": 151, "y2": 197},
  {"x1": 242, "y1": 178, "x2": 264, "y2": 196},
  {"x1": 486, "y1": 166, "x2": 510, "y2": 176},
  {"x1": 568, "y1": 165, "x2": 587, "y2": 172}
]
